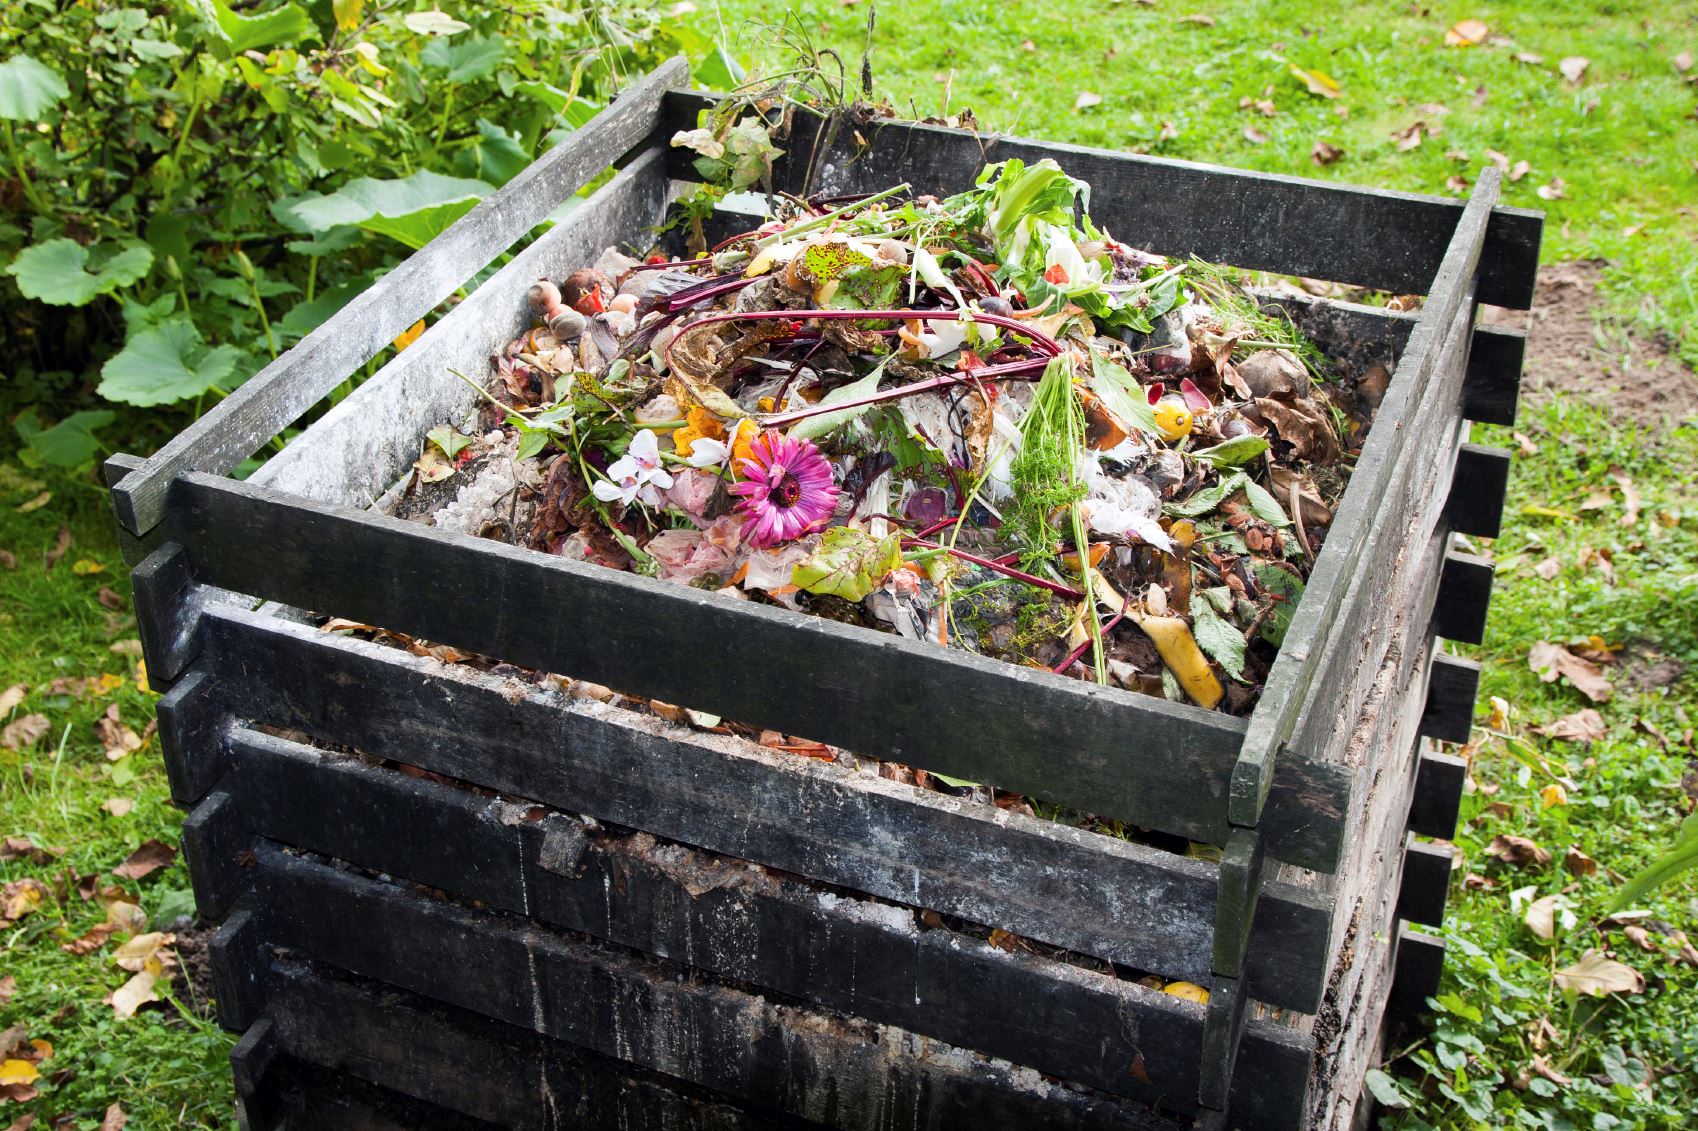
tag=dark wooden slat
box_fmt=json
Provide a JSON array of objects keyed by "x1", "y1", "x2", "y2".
[
  {"x1": 1211, "y1": 827, "x2": 1265, "y2": 979},
  {"x1": 1407, "y1": 750, "x2": 1468, "y2": 840},
  {"x1": 252, "y1": 959, "x2": 816, "y2": 1131},
  {"x1": 161, "y1": 474, "x2": 1350, "y2": 871},
  {"x1": 235, "y1": 1053, "x2": 510, "y2": 1131},
  {"x1": 1386, "y1": 927, "x2": 1447, "y2": 1025},
  {"x1": 1419, "y1": 654, "x2": 1481, "y2": 745},
  {"x1": 110, "y1": 59, "x2": 689, "y2": 537},
  {"x1": 1396, "y1": 838, "x2": 1453, "y2": 927},
  {"x1": 156, "y1": 670, "x2": 225, "y2": 805},
  {"x1": 131, "y1": 542, "x2": 197, "y2": 690},
  {"x1": 1464, "y1": 325, "x2": 1526, "y2": 426},
  {"x1": 210, "y1": 909, "x2": 263, "y2": 1032},
  {"x1": 663, "y1": 93, "x2": 1541, "y2": 310},
  {"x1": 192, "y1": 608, "x2": 1332, "y2": 1013},
  {"x1": 249, "y1": 852, "x2": 1185, "y2": 1131},
  {"x1": 228, "y1": 1019, "x2": 284, "y2": 1131},
  {"x1": 252, "y1": 146, "x2": 684, "y2": 512},
  {"x1": 1196, "y1": 974, "x2": 1248, "y2": 1113},
  {"x1": 1231, "y1": 171, "x2": 1501, "y2": 830},
  {"x1": 181, "y1": 788, "x2": 250, "y2": 922},
  {"x1": 1445, "y1": 444, "x2": 1513, "y2": 539},
  {"x1": 208, "y1": 727, "x2": 1312, "y2": 1122},
  {"x1": 104, "y1": 454, "x2": 161, "y2": 568},
  {"x1": 1431, "y1": 551, "x2": 1495, "y2": 645}
]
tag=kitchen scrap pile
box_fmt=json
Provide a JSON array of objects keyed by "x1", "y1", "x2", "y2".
[{"x1": 406, "y1": 155, "x2": 1373, "y2": 720}]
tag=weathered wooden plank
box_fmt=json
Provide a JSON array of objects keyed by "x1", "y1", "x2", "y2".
[
  {"x1": 1196, "y1": 973, "x2": 1248, "y2": 1112},
  {"x1": 235, "y1": 1052, "x2": 511, "y2": 1131},
  {"x1": 103, "y1": 454, "x2": 162, "y2": 567},
  {"x1": 210, "y1": 909, "x2": 263, "y2": 1032},
  {"x1": 1445, "y1": 443, "x2": 1513, "y2": 539},
  {"x1": 1396, "y1": 838, "x2": 1453, "y2": 927},
  {"x1": 1407, "y1": 750, "x2": 1467, "y2": 840},
  {"x1": 190, "y1": 606, "x2": 1332, "y2": 1013},
  {"x1": 228, "y1": 1018, "x2": 284, "y2": 1131},
  {"x1": 110, "y1": 59, "x2": 689, "y2": 537},
  {"x1": 1431, "y1": 550, "x2": 1494, "y2": 645},
  {"x1": 158, "y1": 473, "x2": 1350, "y2": 871},
  {"x1": 1231, "y1": 170, "x2": 1500, "y2": 830},
  {"x1": 206, "y1": 726, "x2": 1312, "y2": 1122},
  {"x1": 252, "y1": 147, "x2": 686, "y2": 512},
  {"x1": 248, "y1": 852, "x2": 1188, "y2": 1131},
  {"x1": 156, "y1": 669, "x2": 226, "y2": 805},
  {"x1": 252, "y1": 959, "x2": 815, "y2": 1131},
  {"x1": 662, "y1": 93, "x2": 1541, "y2": 309},
  {"x1": 130, "y1": 542, "x2": 198, "y2": 690},
  {"x1": 1464, "y1": 325, "x2": 1526, "y2": 427}
]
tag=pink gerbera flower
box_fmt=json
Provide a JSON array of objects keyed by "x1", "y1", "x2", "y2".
[{"x1": 728, "y1": 432, "x2": 840, "y2": 548}]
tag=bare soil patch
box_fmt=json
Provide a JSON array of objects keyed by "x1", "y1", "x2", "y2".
[{"x1": 1485, "y1": 260, "x2": 1698, "y2": 429}]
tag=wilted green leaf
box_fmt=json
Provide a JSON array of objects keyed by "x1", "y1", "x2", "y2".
[
  {"x1": 7, "y1": 239, "x2": 154, "y2": 306},
  {"x1": 788, "y1": 363, "x2": 886, "y2": 441},
  {"x1": 792, "y1": 527, "x2": 902, "y2": 602},
  {"x1": 1189, "y1": 594, "x2": 1247, "y2": 681},
  {"x1": 428, "y1": 426, "x2": 473, "y2": 460},
  {"x1": 1254, "y1": 564, "x2": 1305, "y2": 646},
  {"x1": 1192, "y1": 435, "x2": 1270, "y2": 468},
  {"x1": 280, "y1": 170, "x2": 492, "y2": 249},
  {"x1": 1244, "y1": 480, "x2": 1291, "y2": 526},
  {"x1": 0, "y1": 55, "x2": 69, "y2": 120},
  {"x1": 422, "y1": 35, "x2": 505, "y2": 83},
  {"x1": 99, "y1": 318, "x2": 245, "y2": 406}
]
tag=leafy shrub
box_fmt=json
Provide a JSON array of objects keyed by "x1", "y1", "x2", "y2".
[{"x1": 0, "y1": 0, "x2": 707, "y2": 467}]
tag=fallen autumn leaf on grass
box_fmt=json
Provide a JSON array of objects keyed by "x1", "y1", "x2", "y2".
[
  {"x1": 112, "y1": 838, "x2": 178, "y2": 881},
  {"x1": 1444, "y1": 19, "x2": 1489, "y2": 46},
  {"x1": 0, "y1": 684, "x2": 24, "y2": 715},
  {"x1": 0, "y1": 714, "x2": 49, "y2": 751},
  {"x1": 1288, "y1": 64, "x2": 1340, "y2": 98},
  {"x1": 1486, "y1": 834, "x2": 1552, "y2": 868},
  {"x1": 1311, "y1": 140, "x2": 1344, "y2": 166},
  {"x1": 1522, "y1": 892, "x2": 1576, "y2": 940},
  {"x1": 1073, "y1": 90, "x2": 1102, "y2": 111},
  {"x1": 1554, "y1": 950, "x2": 1643, "y2": 996},
  {"x1": 1559, "y1": 56, "x2": 1591, "y2": 84},
  {"x1": 1529, "y1": 641, "x2": 1613, "y2": 702},
  {"x1": 1536, "y1": 707, "x2": 1607, "y2": 743},
  {"x1": 1537, "y1": 177, "x2": 1567, "y2": 201}
]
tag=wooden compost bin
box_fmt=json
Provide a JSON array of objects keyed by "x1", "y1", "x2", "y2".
[{"x1": 106, "y1": 58, "x2": 1540, "y2": 1131}]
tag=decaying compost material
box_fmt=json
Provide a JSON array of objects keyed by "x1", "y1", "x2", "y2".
[{"x1": 391, "y1": 155, "x2": 1382, "y2": 723}]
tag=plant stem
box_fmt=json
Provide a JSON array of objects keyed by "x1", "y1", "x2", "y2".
[
  {"x1": 753, "y1": 181, "x2": 911, "y2": 248},
  {"x1": 1, "y1": 121, "x2": 51, "y2": 215},
  {"x1": 247, "y1": 279, "x2": 278, "y2": 359}
]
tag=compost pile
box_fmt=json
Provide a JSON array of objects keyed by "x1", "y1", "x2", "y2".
[{"x1": 410, "y1": 157, "x2": 1367, "y2": 716}]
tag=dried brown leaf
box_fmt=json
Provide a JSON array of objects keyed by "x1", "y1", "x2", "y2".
[
  {"x1": 112, "y1": 839, "x2": 178, "y2": 881},
  {"x1": 0, "y1": 713, "x2": 49, "y2": 751},
  {"x1": 100, "y1": 1104, "x2": 126, "y2": 1131},
  {"x1": 1178, "y1": 13, "x2": 1216, "y2": 25},
  {"x1": 1242, "y1": 126, "x2": 1269, "y2": 144},
  {"x1": 0, "y1": 837, "x2": 63, "y2": 865},
  {"x1": 1675, "y1": 51, "x2": 1693, "y2": 73},
  {"x1": 101, "y1": 798, "x2": 134, "y2": 817},
  {"x1": 1563, "y1": 846, "x2": 1597, "y2": 876},
  {"x1": 1535, "y1": 708, "x2": 1606, "y2": 743},
  {"x1": 43, "y1": 526, "x2": 70, "y2": 570},
  {"x1": 1536, "y1": 177, "x2": 1567, "y2": 201},
  {"x1": 1510, "y1": 159, "x2": 1531, "y2": 181},
  {"x1": 1073, "y1": 90, "x2": 1103, "y2": 111},
  {"x1": 1554, "y1": 950, "x2": 1643, "y2": 996},
  {"x1": 1559, "y1": 56, "x2": 1590, "y2": 84},
  {"x1": 1528, "y1": 641, "x2": 1613, "y2": 702},
  {"x1": 1391, "y1": 121, "x2": 1426, "y2": 151},
  {"x1": 1513, "y1": 51, "x2": 1545, "y2": 65},
  {"x1": 1486, "y1": 834, "x2": 1552, "y2": 868},
  {"x1": 1444, "y1": 18, "x2": 1489, "y2": 46},
  {"x1": 0, "y1": 684, "x2": 24, "y2": 715},
  {"x1": 1310, "y1": 140, "x2": 1344, "y2": 166}
]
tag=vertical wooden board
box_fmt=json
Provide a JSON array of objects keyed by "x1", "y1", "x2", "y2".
[
  {"x1": 1408, "y1": 750, "x2": 1468, "y2": 840},
  {"x1": 110, "y1": 59, "x2": 690, "y2": 537},
  {"x1": 1445, "y1": 444, "x2": 1513, "y2": 540},
  {"x1": 181, "y1": 789, "x2": 252, "y2": 922},
  {"x1": 661, "y1": 93, "x2": 1542, "y2": 308},
  {"x1": 166, "y1": 476, "x2": 1350, "y2": 872},
  {"x1": 1463, "y1": 325, "x2": 1526, "y2": 426},
  {"x1": 1396, "y1": 839, "x2": 1454, "y2": 927},
  {"x1": 252, "y1": 853, "x2": 1188, "y2": 1131},
  {"x1": 1386, "y1": 927, "x2": 1447, "y2": 1026},
  {"x1": 156, "y1": 669, "x2": 226, "y2": 805},
  {"x1": 1431, "y1": 551, "x2": 1495, "y2": 645},
  {"x1": 252, "y1": 147, "x2": 687, "y2": 511},
  {"x1": 210, "y1": 909, "x2": 264, "y2": 1032},
  {"x1": 1419, "y1": 653, "x2": 1481, "y2": 745},
  {"x1": 215, "y1": 729, "x2": 1313, "y2": 1123}
]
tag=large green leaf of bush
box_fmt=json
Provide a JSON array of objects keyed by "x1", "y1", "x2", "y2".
[
  {"x1": 99, "y1": 318, "x2": 246, "y2": 406},
  {"x1": 193, "y1": 0, "x2": 315, "y2": 53},
  {"x1": 421, "y1": 36, "x2": 505, "y2": 83},
  {"x1": 0, "y1": 55, "x2": 68, "y2": 120},
  {"x1": 14, "y1": 408, "x2": 116, "y2": 467},
  {"x1": 7, "y1": 239, "x2": 154, "y2": 306},
  {"x1": 280, "y1": 170, "x2": 493, "y2": 249}
]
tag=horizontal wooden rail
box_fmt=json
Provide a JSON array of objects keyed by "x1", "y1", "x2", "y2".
[
  {"x1": 183, "y1": 729, "x2": 1312, "y2": 1122},
  {"x1": 179, "y1": 606, "x2": 1334, "y2": 1013},
  {"x1": 663, "y1": 92, "x2": 1542, "y2": 309},
  {"x1": 110, "y1": 58, "x2": 690, "y2": 536},
  {"x1": 242, "y1": 859, "x2": 1184, "y2": 1131},
  {"x1": 148, "y1": 475, "x2": 1351, "y2": 872}
]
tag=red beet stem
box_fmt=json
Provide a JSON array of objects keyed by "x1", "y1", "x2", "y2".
[{"x1": 900, "y1": 537, "x2": 1084, "y2": 599}]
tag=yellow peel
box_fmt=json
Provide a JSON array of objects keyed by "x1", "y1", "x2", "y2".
[
  {"x1": 1128, "y1": 609, "x2": 1225, "y2": 709},
  {"x1": 1161, "y1": 981, "x2": 1211, "y2": 1004}
]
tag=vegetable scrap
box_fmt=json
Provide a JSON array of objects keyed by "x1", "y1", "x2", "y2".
[{"x1": 404, "y1": 151, "x2": 1378, "y2": 716}]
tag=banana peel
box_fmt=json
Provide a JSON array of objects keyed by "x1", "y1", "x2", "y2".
[{"x1": 1125, "y1": 602, "x2": 1225, "y2": 710}]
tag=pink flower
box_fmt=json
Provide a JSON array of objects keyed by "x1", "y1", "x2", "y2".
[
  {"x1": 646, "y1": 529, "x2": 732, "y2": 586},
  {"x1": 665, "y1": 469, "x2": 720, "y2": 526},
  {"x1": 728, "y1": 432, "x2": 840, "y2": 548}
]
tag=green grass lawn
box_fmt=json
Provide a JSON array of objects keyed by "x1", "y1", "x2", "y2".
[{"x1": 3, "y1": 1, "x2": 1696, "y2": 1127}]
